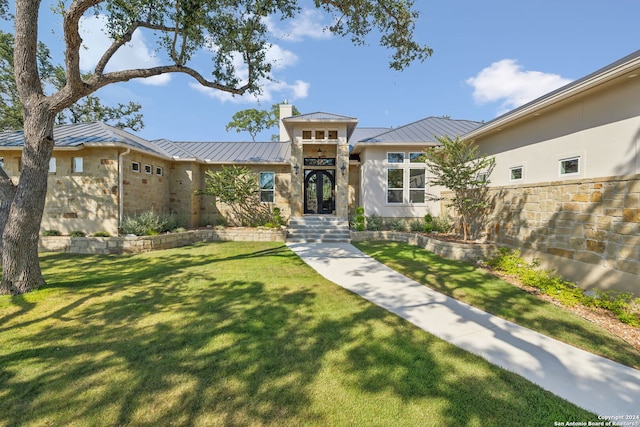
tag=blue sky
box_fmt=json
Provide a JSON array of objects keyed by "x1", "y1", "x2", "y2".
[{"x1": 14, "y1": 1, "x2": 640, "y2": 141}]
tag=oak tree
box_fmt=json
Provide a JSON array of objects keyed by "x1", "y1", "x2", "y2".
[{"x1": 0, "y1": 0, "x2": 431, "y2": 294}]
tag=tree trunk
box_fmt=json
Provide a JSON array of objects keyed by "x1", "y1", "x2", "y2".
[{"x1": 0, "y1": 108, "x2": 55, "y2": 294}]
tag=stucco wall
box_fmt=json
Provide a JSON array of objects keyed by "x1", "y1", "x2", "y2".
[
  {"x1": 359, "y1": 145, "x2": 439, "y2": 218},
  {"x1": 476, "y1": 74, "x2": 640, "y2": 187}
]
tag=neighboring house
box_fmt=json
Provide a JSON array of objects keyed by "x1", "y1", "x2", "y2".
[{"x1": 0, "y1": 49, "x2": 639, "y2": 293}]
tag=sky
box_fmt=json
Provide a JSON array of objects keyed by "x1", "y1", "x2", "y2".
[{"x1": 7, "y1": 1, "x2": 640, "y2": 142}]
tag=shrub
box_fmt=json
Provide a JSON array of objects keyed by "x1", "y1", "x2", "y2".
[
  {"x1": 386, "y1": 218, "x2": 408, "y2": 232},
  {"x1": 366, "y1": 213, "x2": 382, "y2": 231},
  {"x1": 69, "y1": 231, "x2": 86, "y2": 237},
  {"x1": 353, "y1": 207, "x2": 366, "y2": 231},
  {"x1": 432, "y1": 216, "x2": 452, "y2": 233},
  {"x1": 486, "y1": 248, "x2": 640, "y2": 326},
  {"x1": 43, "y1": 230, "x2": 61, "y2": 236},
  {"x1": 271, "y1": 207, "x2": 283, "y2": 226},
  {"x1": 121, "y1": 211, "x2": 183, "y2": 236},
  {"x1": 92, "y1": 231, "x2": 111, "y2": 237},
  {"x1": 409, "y1": 219, "x2": 423, "y2": 232}
]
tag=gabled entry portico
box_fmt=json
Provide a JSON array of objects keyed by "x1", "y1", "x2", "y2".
[{"x1": 280, "y1": 107, "x2": 357, "y2": 220}]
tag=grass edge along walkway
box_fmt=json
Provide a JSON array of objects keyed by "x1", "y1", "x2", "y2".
[
  {"x1": 353, "y1": 240, "x2": 640, "y2": 370},
  {"x1": 0, "y1": 241, "x2": 598, "y2": 426}
]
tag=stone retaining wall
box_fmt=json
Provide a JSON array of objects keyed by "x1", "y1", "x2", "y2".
[
  {"x1": 442, "y1": 173, "x2": 640, "y2": 294},
  {"x1": 351, "y1": 231, "x2": 499, "y2": 263},
  {"x1": 39, "y1": 228, "x2": 287, "y2": 255}
]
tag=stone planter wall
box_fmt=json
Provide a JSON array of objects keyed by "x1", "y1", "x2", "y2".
[
  {"x1": 351, "y1": 231, "x2": 499, "y2": 263},
  {"x1": 39, "y1": 228, "x2": 287, "y2": 255}
]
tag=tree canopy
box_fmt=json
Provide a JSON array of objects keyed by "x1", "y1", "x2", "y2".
[
  {"x1": 226, "y1": 103, "x2": 301, "y2": 141},
  {"x1": 0, "y1": 0, "x2": 432, "y2": 294},
  {"x1": 0, "y1": 31, "x2": 144, "y2": 131}
]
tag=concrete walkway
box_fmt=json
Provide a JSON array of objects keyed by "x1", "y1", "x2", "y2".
[{"x1": 287, "y1": 242, "x2": 640, "y2": 417}]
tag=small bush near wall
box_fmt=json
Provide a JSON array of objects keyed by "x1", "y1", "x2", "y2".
[{"x1": 121, "y1": 211, "x2": 185, "y2": 236}]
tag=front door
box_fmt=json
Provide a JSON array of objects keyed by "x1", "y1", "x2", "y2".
[{"x1": 304, "y1": 170, "x2": 335, "y2": 214}]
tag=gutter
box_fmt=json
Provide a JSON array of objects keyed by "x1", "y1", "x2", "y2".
[{"x1": 118, "y1": 148, "x2": 131, "y2": 229}]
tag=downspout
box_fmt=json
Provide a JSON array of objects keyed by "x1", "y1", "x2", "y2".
[{"x1": 118, "y1": 148, "x2": 131, "y2": 229}]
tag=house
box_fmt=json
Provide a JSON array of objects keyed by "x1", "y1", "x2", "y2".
[{"x1": 0, "y1": 49, "x2": 639, "y2": 293}]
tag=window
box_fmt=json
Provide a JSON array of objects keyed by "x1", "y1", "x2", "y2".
[
  {"x1": 259, "y1": 172, "x2": 275, "y2": 203},
  {"x1": 477, "y1": 172, "x2": 488, "y2": 183},
  {"x1": 409, "y1": 169, "x2": 426, "y2": 203},
  {"x1": 409, "y1": 152, "x2": 427, "y2": 163},
  {"x1": 144, "y1": 164, "x2": 152, "y2": 174},
  {"x1": 156, "y1": 167, "x2": 163, "y2": 176},
  {"x1": 302, "y1": 130, "x2": 312, "y2": 140},
  {"x1": 387, "y1": 152, "x2": 405, "y2": 163},
  {"x1": 72, "y1": 157, "x2": 83, "y2": 173},
  {"x1": 132, "y1": 162, "x2": 140, "y2": 172},
  {"x1": 49, "y1": 157, "x2": 56, "y2": 173},
  {"x1": 0, "y1": 158, "x2": 5, "y2": 169},
  {"x1": 328, "y1": 130, "x2": 338, "y2": 140},
  {"x1": 315, "y1": 130, "x2": 325, "y2": 140},
  {"x1": 387, "y1": 168, "x2": 404, "y2": 203},
  {"x1": 560, "y1": 156, "x2": 580, "y2": 175},
  {"x1": 510, "y1": 166, "x2": 523, "y2": 181}
]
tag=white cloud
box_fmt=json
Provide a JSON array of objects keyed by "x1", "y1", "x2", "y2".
[
  {"x1": 466, "y1": 59, "x2": 572, "y2": 115},
  {"x1": 264, "y1": 9, "x2": 332, "y2": 42},
  {"x1": 189, "y1": 78, "x2": 309, "y2": 104},
  {"x1": 190, "y1": 36, "x2": 308, "y2": 104},
  {"x1": 79, "y1": 15, "x2": 170, "y2": 86}
]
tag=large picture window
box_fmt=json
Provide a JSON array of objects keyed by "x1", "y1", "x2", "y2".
[
  {"x1": 259, "y1": 172, "x2": 275, "y2": 203},
  {"x1": 387, "y1": 168, "x2": 404, "y2": 203}
]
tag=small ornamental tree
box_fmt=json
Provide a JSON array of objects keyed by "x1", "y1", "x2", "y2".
[
  {"x1": 424, "y1": 135, "x2": 495, "y2": 241},
  {"x1": 199, "y1": 166, "x2": 271, "y2": 226}
]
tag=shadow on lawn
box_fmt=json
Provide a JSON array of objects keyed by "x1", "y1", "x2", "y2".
[
  {"x1": 356, "y1": 241, "x2": 640, "y2": 369},
  {"x1": 0, "y1": 242, "x2": 593, "y2": 426}
]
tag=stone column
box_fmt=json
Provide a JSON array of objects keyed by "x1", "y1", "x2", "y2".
[
  {"x1": 335, "y1": 143, "x2": 350, "y2": 219},
  {"x1": 290, "y1": 141, "x2": 304, "y2": 217}
]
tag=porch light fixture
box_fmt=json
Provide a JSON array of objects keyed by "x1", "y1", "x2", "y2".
[
  {"x1": 317, "y1": 147, "x2": 323, "y2": 157},
  {"x1": 340, "y1": 163, "x2": 347, "y2": 175},
  {"x1": 293, "y1": 164, "x2": 299, "y2": 175}
]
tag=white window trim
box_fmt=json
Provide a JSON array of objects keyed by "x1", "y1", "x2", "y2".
[
  {"x1": 509, "y1": 165, "x2": 524, "y2": 182},
  {"x1": 559, "y1": 155, "x2": 581, "y2": 177},
  {"x1": 156, "y1": 166, "x2": 163, "y2": 176},
  {"x1": 386, "y1": 168, "x2": 404, "y2": 204},
  {"x1": 49, "y1": 157, "x2": 56, "y2": 173},
  {"x1": 72, "y1": 157, "x2": 83, "y2": 173},
  {"x1": 144, "y1": 164, "x2": 152, "y2": 174},
  {"x1": 386, "y1": 152, "x2": 405, "y2": 164},
  {"x1": 132, "y1": 162, "x2": 140, "y2": 173},
  {"x1": 259, "y1": 171, "x2": 275, "y2": 203}
]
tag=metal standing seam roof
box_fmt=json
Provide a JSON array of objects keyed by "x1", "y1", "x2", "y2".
[
  {"x1": 357, "y1": 116, "x2": 483, "y2": 144},
  {"x1": 0, "y1": 121, "x2": 169, "y2": 157},
  {"x1": 171, "y1": 141, "x2": 291, "y2": 163}
]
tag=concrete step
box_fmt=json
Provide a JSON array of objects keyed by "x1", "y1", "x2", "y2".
[{"x1": 286, "y1": 216, "x2": 351, "y2": 243}]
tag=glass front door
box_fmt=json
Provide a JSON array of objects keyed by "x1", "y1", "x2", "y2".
[{"x1": 304, "y1": 170, "x2": 335, "y2": 214}]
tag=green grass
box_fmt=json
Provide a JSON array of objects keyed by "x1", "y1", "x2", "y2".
[
  {"x1": 354, "y1": 241, "x2": 640, "y2": 370},
  {"x1": 0, "y1": 242, "x2": 599, "y2": 426}
]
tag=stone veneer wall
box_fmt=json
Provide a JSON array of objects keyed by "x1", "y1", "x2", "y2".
[
  {"x1": 443, "y1": 174, "x2": 640, "y2": 293},
  {"x1": 351, "y1": 231, "x2": 499, "y2": 263},
  {"x1": 39, "y1": 228, "x2": 287, "y2": 255},
  {"x1": 44, "y1": 148, "x2": 120, "y2": 234}
]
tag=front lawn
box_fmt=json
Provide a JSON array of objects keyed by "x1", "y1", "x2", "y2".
[
  {"x1": 0, "y1": 242, "x2": 597, "y2": 425},
  {"x1": 354, "y1": 240, "x2": 640, "y2": 370}
]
